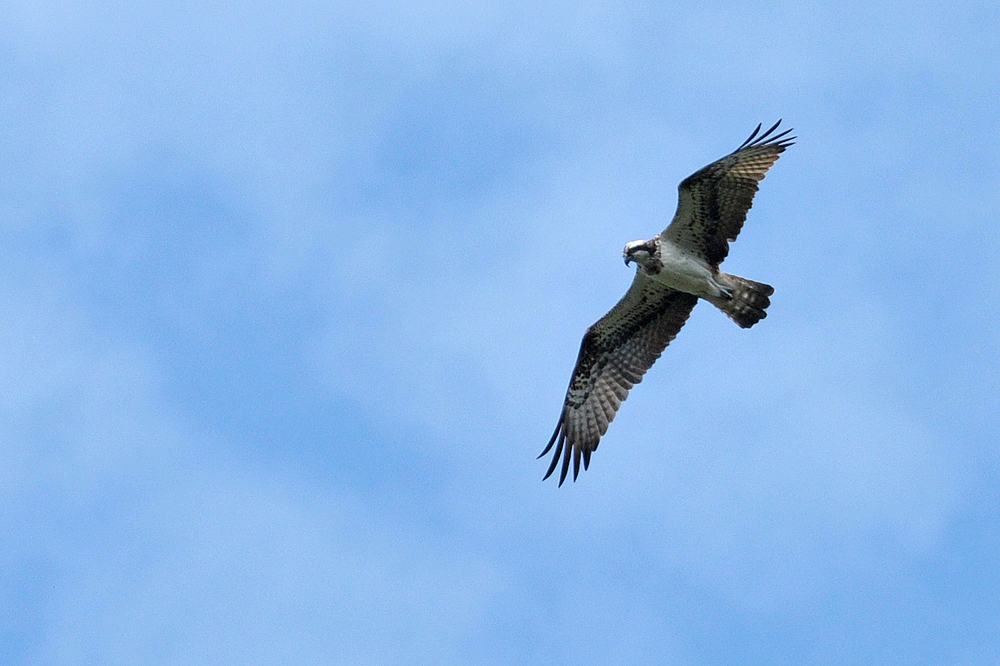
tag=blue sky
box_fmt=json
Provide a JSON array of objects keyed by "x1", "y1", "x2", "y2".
[{"x1": 2, "y1": 0, "x2": 999, "y2": 663}]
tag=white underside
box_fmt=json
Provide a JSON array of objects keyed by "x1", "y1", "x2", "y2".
[{"x1": 647, "y1": 240, "x2": 730, "y2": 300}]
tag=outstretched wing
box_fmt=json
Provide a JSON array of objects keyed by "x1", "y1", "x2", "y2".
[
  {"x1": 540, "y1": 273, "x2": 698, "y2": 485},
  {"x1": 662, "y1": 120, "x2": 794, "y2": 266}
]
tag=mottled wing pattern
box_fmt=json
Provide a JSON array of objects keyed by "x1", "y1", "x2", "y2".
[
  {"x1": 662, "y1": 121, "x2": 794, "y2": 266},
  {"x1": 539, "y1": 273, "x2": 699, "y2": 485}
]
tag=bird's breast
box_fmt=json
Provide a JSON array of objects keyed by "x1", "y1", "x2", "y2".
[{"x1": 647, "y1": 242, "x2": 717, "y2": 297}]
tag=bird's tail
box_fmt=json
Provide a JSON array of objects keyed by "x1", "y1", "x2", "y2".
[{"x1": 717, "y1": 275, "x2": 774, "y2": 329}]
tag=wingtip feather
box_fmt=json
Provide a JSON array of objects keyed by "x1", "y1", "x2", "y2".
[
  {"x1": 738, "y1": 120, "x2": 796, "y2": 152},
  {"x1": 542, "y1": 430, "x2": 564, "y2": 481},
  {"x1": 736, "y1": 122, "x2": 763, "y2": 150},
  {"x1": 757, "y1": 119, "x2": 782, "y2": 143},
  {"x1": 558, "y1": 437, "x2": 573, "y2": 486},
  {"x1": 538, "y1": 416, "x2": 563, "y2": 459}
]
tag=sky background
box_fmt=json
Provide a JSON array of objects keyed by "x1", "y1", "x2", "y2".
[{"x1": 2, "y1": 0, "x2": 999, "y2": 664}]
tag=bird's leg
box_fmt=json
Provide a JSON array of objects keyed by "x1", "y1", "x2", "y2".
[
  {"x1": 709, "y1": 273, "x2": 734, "y2": 300},
  {"x1": 708, "y1": 282, "x2": 733, "y2": 300}
]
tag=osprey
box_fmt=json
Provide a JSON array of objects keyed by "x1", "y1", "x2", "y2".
[{"x1": 541, "y1": 121, "x2": 794, "y2": 485}]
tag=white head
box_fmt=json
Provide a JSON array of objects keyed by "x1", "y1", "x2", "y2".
[{"x1": 623, "y1": 239, "x2": 658, "y2": 268}]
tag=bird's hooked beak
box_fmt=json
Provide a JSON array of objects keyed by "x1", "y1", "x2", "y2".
[{"x1": 623, "y1": 239, "x2": 652, "y2": 267}]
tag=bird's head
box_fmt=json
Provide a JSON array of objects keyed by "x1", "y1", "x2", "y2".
[{"x1": 623, "y1": 239, "x2": 658, "y2": 268}]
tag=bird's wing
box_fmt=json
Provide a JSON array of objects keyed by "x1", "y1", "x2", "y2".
[
  {"x1": 540, "y1": 273, "x2": 698, "y2": 485},
  {"x1": 661, "y1": 121, "x2": 794, "y2": 266}
]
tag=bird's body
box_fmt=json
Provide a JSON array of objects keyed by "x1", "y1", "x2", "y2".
[
  {"x1": 629, "y1": 237, "x2": 730, "y2": 301},
  {"x1": 541, "y1": 121, "x2": 794, "y2": 485}
]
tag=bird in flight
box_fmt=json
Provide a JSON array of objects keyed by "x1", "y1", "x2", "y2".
[{"x1": 540, "y1": 121, "x2": 794, "y2": 485}]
